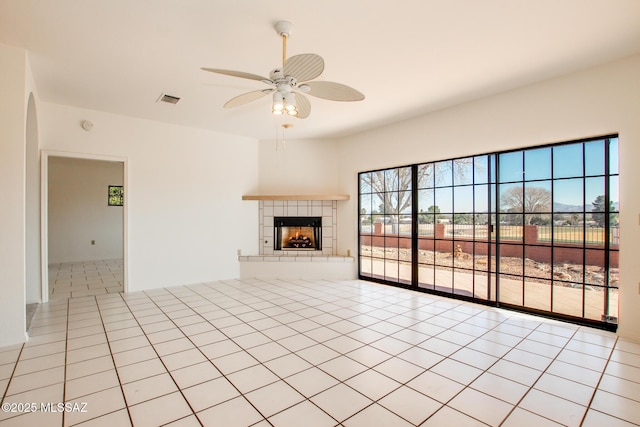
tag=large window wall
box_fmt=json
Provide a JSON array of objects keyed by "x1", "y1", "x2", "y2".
[{"x1": 358, "y1": 136, "x2": 619, "y2": 329}]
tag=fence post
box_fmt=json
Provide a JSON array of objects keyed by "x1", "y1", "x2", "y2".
[
  {"x1": 524, "y1": 225, "x2": 538, "y2": 245},
  {"x1": 374, "y1": 221, "x2": 383, "y2": 235},
  {"x1": 435, "y1": 223, "x2": 445, "y2": 239}
]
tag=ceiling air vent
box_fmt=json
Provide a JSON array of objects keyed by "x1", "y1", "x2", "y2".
[{"x1": 157, "y1": 93, "x2": 180, "y2": 104}]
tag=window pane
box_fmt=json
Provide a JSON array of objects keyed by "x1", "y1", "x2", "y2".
[
  {"x1": 552, "y1": 282, "x2": 583, "y2": 317},
  {"x1": 529, "y1": 214, "x2": 551, "y2": 230},
  {"x1": 609, "y1": 138, "x2": 619, "y2": 175},
  {"x1": 435, "y1": 160, "x2": 453, "y2": 187},
  {"x1": 525, "y1": 279, "x2": 551, "y2": 312},
  {"x1": 398, "y1": 191, "x2": 412, "y2": 214},
  {"x1": 584, "y1": 285, "x2": 605, "y2": 321},
  {"x1": 584, "y1": 140, "x2": 605, "y2": 176},
  {"x1": 524, "y1": 246, "x2": 551, "y2": 279},
  {"x1": 525, "y1": 147, "x2": 551, "y2": 181},
  {"x1": 360, "y1": 255, "x2": 372, "y2": 276},
  {"x1": 418, "y1": 164, "x2": 434, "y2": 188},
  {"x1": 386, "y1": 259, "x2": 399, "y2": 281},
  {"x1": 384, "y1": 192, "x2": 396, "y2": 215},
  {"x1": 524, "y1": 181, "x2": 551, "y2": 213},
  {"x1": 499, "y1": 275, "x2": 523, "y2": 306},
  {"x1": 489, "y1": 154, "x2": 496, "y2": 183},
  {"x1": 474, "y1": 156, "x2": 489, "y2": 184},
  {"x1": 500, "y1": 224, "x2": 522, "y2": 242},
  {"x1": 435, "y1": 268, "x2": 452, "y2": 291},
  {"x1": 585, "y1": 250, "x2": 605, "y2": 286},
  {"x1": 399, "y1": 261, "x2": 412, "y2": 286},
  {"x1": 398, "y1": 167, "x2": 412, "y2": 191},
  {"x1": 610, "y1": 175, "x2": 619, "y2": 212},
  {"x1": 474, "y1": 185, "x2": 489, "y2": 212},
  {"x1": 385, "y1": 169, "x2": 399, "y2": 191},
  {"x1": 500, "y1": 183, "x2": 523, "y2": 213},
  {"x1": 398, "y1": 219, "x2": 412, "y2": 236},
  {"x1": 474, "y1": 215, "x2": 490, "y2": 241},
  {"x1": 418, "y1": 188, "x2": 434, "y2": 212},
  {"x1": 454, "y1": 158, "x2": 474, "y2": 185},
  {"x1": 585, "y1": 177, "x2": 605, "y2": 213},
  {"x1": 499, "y1": 151, "x2": 523, "y2": 183},
  {"x1": 500, "y1": 244, "x2": 523, "y2": 276},
  {"x1": 553, "y1": 144, "x2": 583, "y2": 178},
  {"x1": 435, "y1": 187, "x2": 453, "y2": 213},
  {"x1": 453, "y1": 219, "x2": 473, "y2": 239},
  {"x1": 360, "y1": 173, "x2": 372, "y2": 193},
  {"x1": 360, "y1": 193, "x2": 372, "y2": 214},
  {"x1": 436, "y1": 240, "x2": 454, "y2": 267},
  {"x1": 454, "y1": 186, "x2": 474, "y2": 213},
  {"x1": 553, "y1": 178, "x2": 583, "y2": 210}
]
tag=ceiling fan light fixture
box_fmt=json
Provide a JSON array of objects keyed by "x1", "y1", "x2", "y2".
[
  {"x1": 272, "y1": 91, "x2": 285, "y2": 113},
  {"x1": 284, "y1": 92, "x2": 296, "y2": 112}
]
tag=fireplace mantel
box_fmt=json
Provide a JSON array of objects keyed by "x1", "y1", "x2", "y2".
[{"x1": 242, "y1": 194, "x2": 349, "y2": 201}]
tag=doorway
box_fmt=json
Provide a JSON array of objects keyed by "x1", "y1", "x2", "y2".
[{"x1": 42, "y1": 151, "x2": 127, "y2": 301}]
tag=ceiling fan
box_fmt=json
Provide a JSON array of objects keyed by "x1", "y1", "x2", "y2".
[{"x1": 201, "y1": 21, "x2": 365, "y2": 119}]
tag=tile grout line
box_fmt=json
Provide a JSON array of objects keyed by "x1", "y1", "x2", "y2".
[
  {"x1": 117, "y1": 292, "x2": 205, "y2": 427},
  {"x1": 578, "y1": 335, "x2": 619, "y2": 426},
  {"x1": 171, "y1": 282, "x2": 311, "y2": 426},
  {"x1": 194, "y1": 279, "x2": 495, "y2": 425},
  {"x1": 0, "y1": 344, "x2": 26, "y2": 420},
  {"x1": 61, "y1": 297, "x2": 71, "y2": 427},
  {"x1": 93, "y1": 293, "x2": 135, "y2": 427},
  {"x1": 410, "y1": 309, "x2": 538, "y2": 426},
  {"x1": 496, "y1": 322, "x2": 583, "y2": 426}
]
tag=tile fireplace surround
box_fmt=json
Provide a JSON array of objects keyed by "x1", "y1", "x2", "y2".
[
  {"x1": 238, "y1": 200, "x2": 354, "y2": 278},
  {"x1": 258, "y1": 200, "x2": 337, "y2": 256}
]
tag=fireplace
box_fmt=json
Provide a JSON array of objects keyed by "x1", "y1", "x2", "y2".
[{"x1": 274, "y1": 217, "x2": 322, "y2": 251}]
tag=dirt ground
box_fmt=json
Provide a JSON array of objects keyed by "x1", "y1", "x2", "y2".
[{"x1": 360, "y1": 245, "x2": 618, "y2": 288}]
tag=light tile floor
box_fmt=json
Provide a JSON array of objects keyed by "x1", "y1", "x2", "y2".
[
  {"x1": 48, "y1": 260, "x2": 124, "y2": 300},
  {"x1": 1, "y1": 278, "x2": 639, "y2": 426}
]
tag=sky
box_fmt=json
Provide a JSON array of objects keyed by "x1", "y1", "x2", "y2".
[{"x1": 361, "y1": 138, "x2": 619, "y2": 215}]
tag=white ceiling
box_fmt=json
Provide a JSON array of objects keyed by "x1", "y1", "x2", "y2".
[{"x1": 1, "y1": 0, "x2": 639, "y2": 140}]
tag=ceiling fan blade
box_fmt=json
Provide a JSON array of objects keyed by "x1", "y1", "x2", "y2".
[
  {"x1": 201, "y1": 68, "x2": 270, "y2": 82},
  {"x1": 223, "y1": 89, "x2": 272, "y2": 109},
  {"x1": 304, "y1": 81, "x2": 365, "y2": 102},
  {"x1": 294, "y1": 92, "x2": 311, "y2": 119},
  {"x1": 284, "y1": 54, "x2": 324, "y2": 82}
]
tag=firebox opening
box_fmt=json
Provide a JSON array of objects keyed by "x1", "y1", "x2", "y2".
[{"x1": 274, "y1": 217, "x2": 322, "y2": 251}]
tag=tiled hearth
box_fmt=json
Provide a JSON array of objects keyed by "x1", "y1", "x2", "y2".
[{"x1": 258, "y1": 200, "x2": 337, "y2": 256}]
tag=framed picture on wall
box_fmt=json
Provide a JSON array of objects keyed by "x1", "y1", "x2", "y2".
[{"x1": 108, "y1": 185, "x2": 124, "y2": 206}]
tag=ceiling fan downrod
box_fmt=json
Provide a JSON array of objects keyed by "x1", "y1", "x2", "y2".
[{"x1": 275, "y1": 21, "x2": 293, "y2": 67}]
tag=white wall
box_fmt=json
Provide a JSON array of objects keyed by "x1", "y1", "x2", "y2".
[
  {"x1": 25, "y1": 92, "x2": 41, "y2": 304},
  {"x1": 48, "y1": 157, "x2": 123, "y2": 264},
  {"x1": 258, "y1": 138, "x2": 340, "y2": 194},
  {"x1": 40, "y1": 103, "x2": 259, "y2": 292},
  {"x1": 0, "y1": 43, "x2": 26, "y2": 346},
  {"x1": 337, "y1": 54, "x2": 640, "y2": 342}
]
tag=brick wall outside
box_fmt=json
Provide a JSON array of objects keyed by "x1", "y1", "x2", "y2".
[{"x1": 362, "y1": 224, "x2": 619, "y2": 268}]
